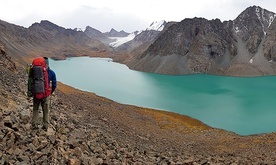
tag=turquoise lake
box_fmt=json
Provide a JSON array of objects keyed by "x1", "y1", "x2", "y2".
[{"x1": 49, "y1": 57, "x2": 276, "y2": 135}]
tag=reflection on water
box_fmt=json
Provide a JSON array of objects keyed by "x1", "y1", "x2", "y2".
[{"x1": 50, "y1": 57, "x2": 276, "y2": 135}]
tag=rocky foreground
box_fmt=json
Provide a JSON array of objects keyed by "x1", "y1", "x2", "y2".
[{"x1": 1, "y1": 66, "x2": 276, "y2": 164}]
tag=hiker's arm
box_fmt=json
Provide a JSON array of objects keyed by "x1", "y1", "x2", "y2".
[{"x1": 51, "y1": 70, "x2": 57, "y2": 94}]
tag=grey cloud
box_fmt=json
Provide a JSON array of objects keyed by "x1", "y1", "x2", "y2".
[{"x1": 58, "y1": 6, "x2": 149, "y2": 33}]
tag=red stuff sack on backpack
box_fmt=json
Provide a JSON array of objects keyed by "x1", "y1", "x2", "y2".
[{"x1": 31, "y1": 57, "x2": 51, "y2": 99}]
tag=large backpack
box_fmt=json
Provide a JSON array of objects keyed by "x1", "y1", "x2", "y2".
[{"x1": 30, "y1": 57, "x2": 51, "y2": 99}]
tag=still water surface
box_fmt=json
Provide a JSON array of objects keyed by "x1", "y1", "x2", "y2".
[{"x1": 50, "y1": 57, "x2": 276, "y2": 135}]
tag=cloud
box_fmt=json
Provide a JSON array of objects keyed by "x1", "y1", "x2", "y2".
[
  {"x1": 57, "y1": 6, "x2": 149, "y2": 32},
  {"x1": 1, "y1": 0, "x2": 276, "y2": 32},
  {"x1": 1, "y1": 0, "x2": 80, "y2": 27},
  {"x1": 1, "y1": 1, "x2": 150, "y2": 32}
]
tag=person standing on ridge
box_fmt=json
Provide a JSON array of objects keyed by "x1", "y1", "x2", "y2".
[{"x1": 27, "y1": 57, "x2": 57, "y2": 131}]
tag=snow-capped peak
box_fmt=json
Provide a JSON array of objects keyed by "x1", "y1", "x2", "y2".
[
  {"x1": 73, "y1": 28, "x2": 83, "y2": 32},
  {"x1": 109, "y1": 32, "x2": 136, "y2": 47},
  {"x1": 146, "y1": 20, "x2": 166, "y2": 31}
]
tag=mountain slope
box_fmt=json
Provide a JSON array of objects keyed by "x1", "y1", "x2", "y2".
[
  {"x1": 0, "y1": 20, "x2": 109, "y2": 64},
  {"x1": 116, "y1": 20, "x2": 167, "y2": 52},
  {"x1": 129, "y1": 18, "x2": 235, "y2": 74},
  {"x1": 113, "y1": 21, "x2": 170, "y2": 63},
  {"x1": 84, "y1": 26, "x2": 114, "y2": 46},
  {"x1": 128, "y1": 6, "x2": 276, "y2": 76}
]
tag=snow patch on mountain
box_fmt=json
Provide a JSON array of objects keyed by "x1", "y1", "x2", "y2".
[
  {"x1": 268, "y1": 14, "x2": 276, "y2": 28},
  {"x1": 146, "y1": 20, "x2": 166, "y2": 31},
  {"x1": 109, "y1": 20, "x2": 166, "y2": 47},
  {"x1": 235, "y1": 27, "x2": 240, "y2": 33},
  {"x1": 255, "y1": 7, "x2": 267, "y2": 35},
  {"x1": 109, "y1": 33, "x2": 136, "y2": 47},
  {"x1": 74, "y1": 28, "x2": 83, "y2": 32}
]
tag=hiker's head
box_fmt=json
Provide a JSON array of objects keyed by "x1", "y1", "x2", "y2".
[{"x1": 43, "y1": 57, "x2": 49, "y2": 66}]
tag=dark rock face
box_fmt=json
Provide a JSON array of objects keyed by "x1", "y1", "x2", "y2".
[
  {"x1": 149, "y1": 18, "x2": 235, "y2": 58},
  {"x1": 129, "y1": 18, "x2": 236, "y2": 74},
  {"x1": 264, "y1": 15, "x2": 276, "y2": 61},
  {"x1": 234, "y1": 6, "x2": 275, "y2": 54},
  {"x1": 128, "y1": 6, "x2": 276, "y2": 76}
]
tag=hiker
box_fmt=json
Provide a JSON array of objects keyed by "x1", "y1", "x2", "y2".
[{"x1": 27, "y1": 57, "x2": 57, "y2": 131}]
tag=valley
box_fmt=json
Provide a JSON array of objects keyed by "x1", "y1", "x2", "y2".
[{"x1": 1, "y1": 5, "x2": 276, "y2": 164}]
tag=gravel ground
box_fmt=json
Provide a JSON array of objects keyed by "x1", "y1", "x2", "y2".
[{"x1": 1, "y1": 65, "x2": 276, "y2": 164}]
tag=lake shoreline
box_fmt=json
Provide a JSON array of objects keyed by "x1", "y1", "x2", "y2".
[
  {"x1": 50, "y1": 57, "x2": 276, "y2": 135},
  {"x1": 55, "y1": 81, "x2": 276, "y2": 163},
  {"x1": 51, "y1": 56, "x2": 276, "y2": 78}
]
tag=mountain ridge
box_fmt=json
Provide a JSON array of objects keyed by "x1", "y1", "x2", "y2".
[
  {"x1": 84, "y1": 20, "x2": 167, "y2": 49},
  {"x1": 127, "y1": 5, "x2": 276, "y2": 76},
  {"x1": 0, "y1": 20, "x2": 110, "y2": 64},
  {"x1": 0, "y1": 6, "x2": 276, "y2": 77}
]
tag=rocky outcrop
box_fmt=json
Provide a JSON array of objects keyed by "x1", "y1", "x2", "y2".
[
  {"x1": 128, "y1": 18, "x2": 236, "y2": 74},
  {"x1": 0, "y1": 45, "x2": 16, "y2": 71},
  {"x1": 128, "y1": 6, "x2": 276, "y2": 76},
  {"x1": 234, "y1": 6, "x2": 275, "y2": 54}
]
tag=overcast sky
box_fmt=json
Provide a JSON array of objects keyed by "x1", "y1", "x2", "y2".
[{"x1": 1, "y1": 0, "x2": 276, "y2": 33}]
